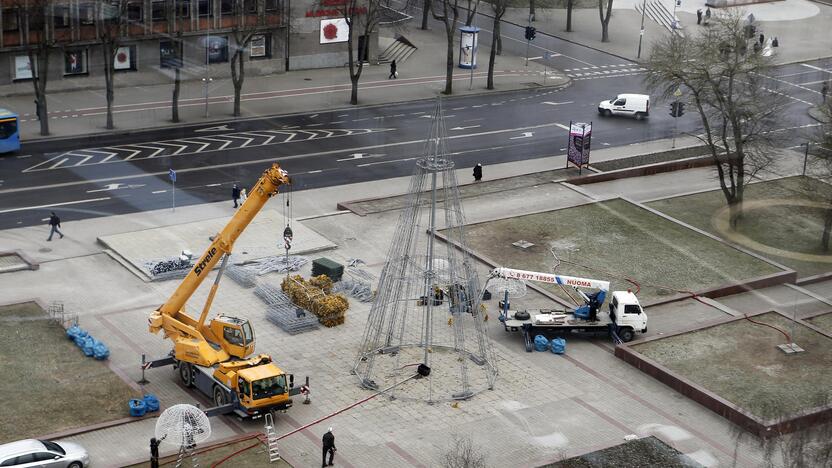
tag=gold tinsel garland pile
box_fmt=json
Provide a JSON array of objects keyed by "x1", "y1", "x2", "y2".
[{"x1": 281, "y1": 274, "x2": 349, "y2": 327}]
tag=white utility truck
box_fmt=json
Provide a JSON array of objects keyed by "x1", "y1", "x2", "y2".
[
  {"x1": 486, "y1": 267, "x2": 647, "y2": 351},
  {"x1": 597, "y1": 94, "x2": 650, "y2": 120}
]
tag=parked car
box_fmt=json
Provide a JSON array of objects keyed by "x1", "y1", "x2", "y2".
[
  {"x1": 0, "y1": 439, "x2": 89, "y2": 468},
  {"x1": 598, "y1": 94, "x2": 650, "y2": 120}
]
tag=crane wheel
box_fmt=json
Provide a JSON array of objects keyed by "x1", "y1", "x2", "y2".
[
  {"x1": 179, "y1": 362, "x2": 194, "y2": 387},
  {"x1": 213, "y1": 386, "x2": 228, "y2": 406}
]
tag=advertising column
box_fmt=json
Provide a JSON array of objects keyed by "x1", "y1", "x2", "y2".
[{"x1": 458, "y1": 26, "x2": 479, "y2": 69}]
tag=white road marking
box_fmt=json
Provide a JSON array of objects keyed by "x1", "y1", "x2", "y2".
[
  {"x1": 801, "y1": 63, "x2": 832, "y2": 73},
  {"x1": 510, "y1": 132, "x2": 534, "y2": 139},
  {"x1": 152, "y1": 190, "x2": 167, "y2": 194},
  {"x1": 0, "y1": 197, "x2": 111, "y2": 214},
  {"x1": 450, "y1": 125, "x2": 481, "y2": 130},
  {"x1": 306, "y1": 170, "x2": 323, "y2": 173},
  {"x1": 543, "y1": 101, "x2": 574, "y2": 106},
  {"x1": 15, "y1": 154, "x2": 32, "y2": 159},
  {"x1": 195, "y1": 124, "x2": 233, "y2": 133},
  {"x1": 555, "y1": 123, "x2": 570, "y2": 130},
  {"x1": 205, "y1": 183, "x2": 222, "y2": 187}
]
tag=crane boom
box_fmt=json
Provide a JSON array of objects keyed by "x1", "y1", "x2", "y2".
[
  {"x1": 148, "y1": 163, "x2": 290, "y2": 365},
  {"x1": 490, "y1": 267, "x2": 610, "y2": 292}
]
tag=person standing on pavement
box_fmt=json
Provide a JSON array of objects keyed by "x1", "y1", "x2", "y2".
[
  {"x1": 473, "y1": 163, "x2": 483, "y2": 182},
  {"x1": 823, "y1": 81, "x2": 829, "y2": 103},
  {"x1": 232, "y1": 184, "x2": 241, "y2": 208},
  {"x1": 47, "y1": 212, "x2": 64, "y2": 241},
  {"x1": 696, "y1": 8, "x2": 702, "y2": 25},
  {"x1": 239, "y1": 188, "x2": 248, "y2": 206},
  {"x1": 322, "y1": 427, "x2": 336, "y2": 467},
  {"x1": 389, "y1": 60, "x2": 397, "y2": 79},
  {"x1": 759, "y1": 33, "x2": 765, "y2": 46},
  {"x1": 704, "y1": 7, "x2": 711, "y2": 24},
  {"x1": 150, "y1": 437, "x2": 161, "y2": 468}
]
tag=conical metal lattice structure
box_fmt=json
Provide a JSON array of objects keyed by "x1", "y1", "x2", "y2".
[{"x1": 353, "y1": 100, "x2": 498, "y2": 402}]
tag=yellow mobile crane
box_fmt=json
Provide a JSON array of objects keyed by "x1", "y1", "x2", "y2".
[{"x1": 146, "y1": 163, "x2": 303, "y2": 419}]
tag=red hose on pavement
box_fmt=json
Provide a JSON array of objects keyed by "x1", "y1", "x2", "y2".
[{"x1": 211, "y1": 437, "x2": 263, "y2": 468}]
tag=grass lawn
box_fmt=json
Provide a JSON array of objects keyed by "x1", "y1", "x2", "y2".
[
  {"x1": 459, "y1": 198, "x2": 781, "y2": 303},
  {"x1": 647, "y1": 176, "x2": 832, "y2": 277},
  {"x1": 126, "y1": 436, "x2": 292, "y2": 467},
  {"x1": 0, "y1": 302, "x2": 137, "y2": 443},
  {"x1": 633, "y1": 312, "x2": 832, "y2": 419}
]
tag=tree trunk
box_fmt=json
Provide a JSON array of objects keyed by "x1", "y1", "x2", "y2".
[
  {"x1": 598, "y1": 0, "x2": 612, "y2": 42},
  {"x1": 566, "y1": 0, "x2": 573, "y2": 31},
  {"x1": 601, "y1": 22, "x2": 609, "y2": 42},
  {"x1": 444, "y1": 28, "x2": 454, "y2": 95},
  {"x1": 728, "y1": 198, "x2": 742, "y2": 228},
  {"x1": 496, "y1": 34, "x2": 502, "y2": 55},
  {"x1": 822, "y1": 207, "x2": 832, "y2": 252},
  {"x1": 350, "y1": 76, "x2": 360, "y2": 105},
  {"x1": 422, "y1": 0, "x2": 431, "y2": 29},
  {"x1": 487, "y1": 15, "x2": 499, "y2": 90},
  {"x1": 103, "y1": 46, "x2": 115, "y2": 130},
  {"x1": 231, "y1": 51, "x2": 244, "y2": 117},
  {"x1": 172, "y1": 67, "x2": 181, "y2": 123},
  {"x1": 30, "y1": 50, "x2": 50, "y2": 136}
]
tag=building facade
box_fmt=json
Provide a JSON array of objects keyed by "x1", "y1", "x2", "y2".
[{"x1": 0, "y1": 0, "x2": 377, "y2": 94}]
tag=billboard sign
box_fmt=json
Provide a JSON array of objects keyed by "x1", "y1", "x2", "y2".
[
  {"x1": 566, "y1": 122, "x2": 592, "y2": 168},
  {"x1": 320, "y1": 18, "x2": 349, "y2": 44}
]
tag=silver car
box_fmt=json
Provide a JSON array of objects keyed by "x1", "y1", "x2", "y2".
[{"x1": 0, "y1": 439, "x2": 89, "y2": 468}]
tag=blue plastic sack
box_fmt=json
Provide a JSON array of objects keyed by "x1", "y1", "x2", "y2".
[
  {"x1": 551, "y1": 338, "x2": 566, "y2": 354},
  {"x1": 66, "y1": 325, "x2": 82, "y2": 340},
  {"x1": 143, "y1": 394, "x2": 160, "y2": 412},
  {"x1": 93, "y1": 341, "x2": 110, "y2": 360},
  {"x1": 81, "y1": 336, "x2": 95, "y2": 357},
  {"x1": 129, "y1": 398, "x2": 147, "y2": 417},
  {"x1": 533, "y1": 335, "x2": 549, "y2": 352}
]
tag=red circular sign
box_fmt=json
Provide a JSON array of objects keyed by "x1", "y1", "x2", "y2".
[{"x1": 323, "y1": 23, "x2": 338, "y2": 40}]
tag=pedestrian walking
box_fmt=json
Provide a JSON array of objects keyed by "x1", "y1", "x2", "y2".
[
  {"x1": 232, "y1": 184, "x2": 241, "y2": 208},
  {"x1": 388, "y1": 60, "x2": 397, "y2": 80},
  {"x1": 704, "y1": 7, "x2": 711, "y2": 24},
  {"x1": 822, "y1": 81, "x2": 829, "y2": 103},
  {"x1": 759, "y1": 33, "x2": 765, "y2": 46},
  {"x1": 696, "y1": 8, "x2": 702, "y2": 25},
  {"x1": 473, "y1": 163, "x2": 483, "y2": 181},
  {"x1": 322, "y1": 427, "x2": 336, "y2": 467},
  {"x1": 239, "y1": 188, "x2": 248, "y2": 206},
  {"x1": 772, "y1": 37, "x2": 779, "y2": 47},
  {"x1": 34, "y1": 99, "x2": 41, "y2": 121},
  {"x1": 47, "y1": 212, "x2": 64, "y2": 241}
]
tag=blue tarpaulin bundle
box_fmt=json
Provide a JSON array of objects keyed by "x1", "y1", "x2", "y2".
[
  {"x1": 93, "y1": 341, "x2": 110, "y2": 360},
  {"x1": 81, "y1": 336, "x2": 96, "y2": 357},
  {"x1": 534, "y1": 335, "x2": 549, "y2": 352},
  {"x1": 143, "y1": 394, "x2": 160, "y2": 412},
  {"x1": 551, "y1": 338, "x2": 566, "y2": 354},
  {"x1": 66, "y1": 325, "x2": 83, "y2": 340},
  {"x1": 129, "y1": 398, "x2": 147, "y2": 417}
]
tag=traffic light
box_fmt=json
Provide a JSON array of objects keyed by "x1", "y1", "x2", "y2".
[
  {"x1": 670, "y1": 101, "x2": 685, "y2": 117},
  {"x1": 525, "y1": 26, "x2": 536, "y2": 41}
]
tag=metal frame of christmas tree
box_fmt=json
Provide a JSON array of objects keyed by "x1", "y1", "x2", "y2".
[{"x1": 352, "y1": 99, "x2": 498, "y2": 402}]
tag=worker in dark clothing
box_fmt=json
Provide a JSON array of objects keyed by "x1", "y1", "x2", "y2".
[
  {"x1": 473, "y1": 163, "x2": 483, "y2": 181},
  {"x1": 696, "y1": 8, "x2": 702, "y2": 24},
  {"x1": 232, "y1": 184, "x2": 241, "y2": 208},
  {"x1": 759, "y1": 33, "x2": 765, "y2": 46},
  {"x1": 322, "y1": 427, "x2": 336, "y2": 467},
  {"x1": 822, "y1": 81, "x2": 829, "y2": 103},
  {"x1": 47, "y1": 212, "x2": 64, "y2": 241},
  {"x1": 388, "y1": 60, "x2": 397, "y2": 79},
  {"x1": 150, "y1": 435, "x2": 165, "y2": 468}
]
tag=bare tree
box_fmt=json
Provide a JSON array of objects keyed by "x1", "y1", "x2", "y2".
[
  {"x1": 97, "y1": 1, "x2": 128, "y2": 130},
  {"x1": 645, "y1": 11, "x2": 786, "y2": 227},
  {"x1": 166, "y1": 0, "x2": 186, "y2": 123},
  {"x1": 487, "y1": 0, "x2": 508, "y2": 90},
  {"x1": 598, "y1": 0, "x2": 613, "y2": 42},
  {"x1": 529, "y1": 0, "x2": 535, "y2": 22},
  {"x1": 16, "y1": 0, "x2": 54, "y2": 136},
  {"x1": 228, "y1": 1, "x2": 264, "y2": 117},
  {"x1": 441, "y1": 434, "x2": 487, "y2": 468},
  {"x1": 421, "y1": 0, "x2": 431, "y2": 29},
  {"x1": 432, "y1": 0, "x2": 460, "y2": 95},
  {"x1": 808, "y1": 96, "x2": 832, "y2": 251},
  {"x1": 464, "y1": 0, "x2": 480, "y2": 26},
  {"x1": 335, "y1": 0, "x2": 383, "y2": 104}
]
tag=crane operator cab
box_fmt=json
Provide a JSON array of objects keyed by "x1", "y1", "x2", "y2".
[{"x1": 210, "y1": 315, "x2": 255, "y2": 359}]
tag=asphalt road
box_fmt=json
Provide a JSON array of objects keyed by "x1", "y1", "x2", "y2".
[{"x1": 0, "y1": 27, "x2": 826, "y2": 230}]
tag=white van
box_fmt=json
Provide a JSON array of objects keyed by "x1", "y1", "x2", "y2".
[{"x1": 598, "y1": 94, "x2": 650, "y2": 120}]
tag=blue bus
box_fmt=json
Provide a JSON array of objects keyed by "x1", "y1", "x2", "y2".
[{"x1": 0, "y1": 109, "x2": 20, "y2": 154}]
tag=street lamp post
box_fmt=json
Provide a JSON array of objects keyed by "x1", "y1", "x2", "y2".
[
  {"x1": 465, "y1": 46, "x2": 474, "y2": 90},
  {"x1": 637, "y1": 0, "x2": 647, "y2": 59}
]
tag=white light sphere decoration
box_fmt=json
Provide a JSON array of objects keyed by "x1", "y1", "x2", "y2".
[{"x1": 154, "y1": 404, "x2": 212, "y2": 447}]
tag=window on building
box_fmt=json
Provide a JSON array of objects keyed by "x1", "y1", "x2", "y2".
[
  {"x1": 2, "y1": 8, "x2": 20, "y2": 32},
  {"x1": 206, "y1": 36, "x2": 228, "y2": 63},
  {"x1": 127, "y1": 1, "x2": 143, "y2": 22},
  {"x1": 221, "y1": 0, "x2": 234, "y2": 15},
  {"x1": 245, "y1": 0, "x2": 257, "y2": 13},
  {"x1": 265, "y1": 0, "x2": 281, "y2": 12},
  {"x1": 114, "y1": 45, "x2": 138, "y2": 71},
  {"x1": 250, "y1": 34, "x2": 271, "y2": 59},
  {"x1": 64, "y1": 49, "x2": 89, "y2": 75},
  {"x1": 79, "y1": 3, "x2": 95, "y2": 25},
  {"x1": 160, "y1": 39, "x2": 183, "y2": 68},
  {"x1": 198, "y1": 0, "x2": 213, "y2": 17},
  {"x1": 151, "y1": 1, "x2": 165, "y2": 21},
  {"x1": 177, "y1": 0, "x2": 191, "y2": 18},
  {"x1": 53, "y1": 5, "x2": 71, "y2": 28}
]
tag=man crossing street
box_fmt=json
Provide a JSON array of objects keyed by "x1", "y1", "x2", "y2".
[{"x1": 322, "y1": 427, "x2": 336, "y2": 467}]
